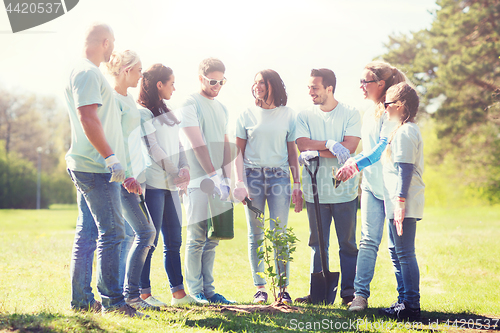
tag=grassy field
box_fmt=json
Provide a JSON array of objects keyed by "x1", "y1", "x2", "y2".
[{"x1": 0, "y1": 203, "x2": 499, "y2": 332}]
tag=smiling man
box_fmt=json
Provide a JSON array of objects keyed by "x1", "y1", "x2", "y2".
[
  {"x1": 178, "y1": 58, "x2": 235, "y2": 305},
  {"x1": 294, "y1": 68, "x2": 361, "y2": 306}
]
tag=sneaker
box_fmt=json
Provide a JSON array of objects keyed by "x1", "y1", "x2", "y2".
[
  {"x1": 193, "y1": 292, "x2": 209, "y2": 304},
  {"x1": 143, "y1": 295, "x2": 168, "y2": 308},
  {"x1": 342, "y1": 295, "x2": 355, "y2": 306},
  {"x1": 253, "y1": 290, "x2": 268, "y2": 304},
  {"x1": 294, "y1": 294, "x2": 312, "y2": 304},
  {"x1": 208, "y1": 293, "x2": 236, "y2": 304},
  {"x1": 348, "y1": 296, "x2": 368, "y2": 312},
  {"x1": 103, "y1": 303, "x2": 147, "y2": 318},
  {"x1": 278, "y1": 292, "x2": 293, "y2": 305},
  {"x1": 393, "y1": 301, "x2": 421, "y2": 321},
  {"x1": 73, "y1": 300, "x2": 102, "y2": 313},
  {"x1": 378, "y1": 301, "x2": 402, "y2": 317},
  {"x1": 126, "y1": 297, "x2": 160, "y2": 311},
  {"x1": 171, "y1": 294, "x2": 198, "y2": 306}
]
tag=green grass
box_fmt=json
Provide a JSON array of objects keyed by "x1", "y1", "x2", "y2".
[{"x1": 0, "y1": 204, "x2": 499, "y2": 332}]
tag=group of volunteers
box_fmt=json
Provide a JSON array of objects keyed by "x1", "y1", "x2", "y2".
[{"x1": 64, "y1": 23, "x2": 424, "y2": 321}]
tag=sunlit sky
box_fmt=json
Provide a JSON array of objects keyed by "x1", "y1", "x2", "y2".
[{"x1": 0, "y1": 0, "x2": 438, "y2": 127}]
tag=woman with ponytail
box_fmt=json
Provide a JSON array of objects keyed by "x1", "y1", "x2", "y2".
[
  {"x1": 107, "y1": 50, "x2": 157, "y2": 312},
  {"x1": 137, "y1": 64, "x2": 197, "y2": 306},
  {"x1": 378, "y1": 82, "x2": 424, "y2": 321},
  {"x1": 335, "y1": 61, "x2": 408, "y2": 312}
]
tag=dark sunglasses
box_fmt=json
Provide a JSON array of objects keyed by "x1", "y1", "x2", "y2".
[
  {"x1": 384, "y1": 101, "x2": 398, "y2": 109},
  {"x1": 202, "y1": 75, "x2": 227, "y2": 86}
]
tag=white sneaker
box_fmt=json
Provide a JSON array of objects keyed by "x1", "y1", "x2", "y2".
[
  {"x1": 348, "y1": 296, "x2": 368, "y2": 312},
  {"x1": 171, "y1": 294, "x2": 198, "y2": 306},
  {"x1": 126, "y1": 297, "x2": 160, "y2": 311},
  {"x1": 143, "y1": 295, "x2": 168, "y2": 308}
]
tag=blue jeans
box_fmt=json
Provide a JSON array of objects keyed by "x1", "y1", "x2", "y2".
[
  {"x1": 120, "y1": 187, "x2": 156, "y2": 300},
  {"x1": 118, "y1": 219, "x2": 134, "y2": 292},
  {"x1": 354, "y1": 189, "x2": 386, "y2": 299},
  {"x1": 245, "y1": 167, "x2": 291, "y2": 287},
  {"x1": 143, "y1": 189, "x2": 184, "y2": 294},
  {"x1": 68, "y1": 170, "x2": 125, "y2": 310},
  {"x1": 183, "y1": 187, "x2": 219, "y2": 298},
  {"x1": 306, "y1": 198, "x2": 358, "y2": 298},
  {"x1": 388, "y1": 217, "x2": 420, "y2": 308}
]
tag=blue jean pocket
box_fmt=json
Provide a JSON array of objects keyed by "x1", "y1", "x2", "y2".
[{"x1": 68, "y1": 170, "x2": 96, "y2": 194}]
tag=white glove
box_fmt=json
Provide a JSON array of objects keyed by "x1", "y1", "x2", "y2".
[
  {"x1": 210, "y1": 174, "x2": 230, "y2": 201},
  {"x1": 325, "y1": 140, "x2": 351, "y2": 165},
  {"x1": 105, "y1": 154, "x2": 125, "y2": 183},
  {"x1": 298, "y1": 150, "x2": 319, "y2": 166}
]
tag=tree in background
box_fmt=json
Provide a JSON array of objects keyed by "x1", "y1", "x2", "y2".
[
  {"x1": 0, "y1": 88, "x2": 74, "y2": 208},
  {"x1": 380, "y1": 0, "x2": 500, "y2": 203}
]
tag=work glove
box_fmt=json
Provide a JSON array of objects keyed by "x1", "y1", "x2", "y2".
[
  {"x1": 210, "y1": 174, "x2": 231, "y2": 201},
  {"x1": 325, "y1": 140, "x2": 351, "y2": 165},
  {"x1": 335, "y1": 158, "x2": 359, "y2": 181},
  {"x1": 105, "y1": 154, "x2": 126, "y2": 183},
  {"x1": 298, "y1": 150, "x2": 319, "y2": 166},
  {"x1": 394, "y1": 199, "x2": 406, "y2": 236}
]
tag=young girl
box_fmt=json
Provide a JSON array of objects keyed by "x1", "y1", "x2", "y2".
[
  {"x1": 107, "y1": 50, "x2": 158, "y2": 311},
  {"x1": 138, "y1": 64, "x2": 196, "y2": 306},
  {"x1": 380, "y1": 82, "x2": 424, "y2": 320},
  {"x1": 234, "y1": 69, "x2": 302, "y2": 304}
]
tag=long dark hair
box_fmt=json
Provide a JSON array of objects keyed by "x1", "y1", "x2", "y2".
[
  {"x1": 137, "y1": 63, "x2": 179, "y2": 126},
  {"x1": 252, "y1": 69, "x2": 287, "y2": 107}
]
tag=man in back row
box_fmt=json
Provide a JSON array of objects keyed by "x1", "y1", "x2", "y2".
[
  {"x1": 64, "y1": 23, "x2": 142, "y2": 317},
  {"x1": 295, "y1": 68, "x2": 361, "y2": 305}
]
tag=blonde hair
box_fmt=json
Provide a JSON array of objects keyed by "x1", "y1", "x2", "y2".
[
  {"x1": 106, "y1": 50, "x2": 140, "y2": 77},
  {"x1": 365, "y1": 61, "x2": 408, "y2": 119},
  {"x1": 383, "y1": 82, "x2": 420, "y2": 163}
]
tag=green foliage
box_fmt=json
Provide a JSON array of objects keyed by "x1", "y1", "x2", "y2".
[
  {"x1": 380, "y1": 0, "x2": 500, "y2": 203},
  {"x1": 256, "y1": 218, "x2": 298, "y2": 303}
]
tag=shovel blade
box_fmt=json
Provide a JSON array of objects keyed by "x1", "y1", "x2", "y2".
[{"x1": 310, "y1": 270, "x2": 340, "y2": 305}]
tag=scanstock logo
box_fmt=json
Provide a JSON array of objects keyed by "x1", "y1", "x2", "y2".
[{"x1": 3, "y1": 0, "x2": 78, "y2": 33}]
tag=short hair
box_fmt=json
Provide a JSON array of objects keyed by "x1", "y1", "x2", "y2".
[
  {"x1": 311, "y1": 68, "x2": 336, "y2": 94},
  {"x1": 199, "y1": 58, "x2": 225, "y2": 76},
  {"x1": 253, "y1": 69, "x2": 287, "y2": 107},
  {"x1": 84, "y1": 23, "x2": 113, "y2": 46}
]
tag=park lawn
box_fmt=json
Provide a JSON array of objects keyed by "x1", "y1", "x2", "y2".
[{"x1": 0, "y1": 203, "x2": 499, "y2": 332}]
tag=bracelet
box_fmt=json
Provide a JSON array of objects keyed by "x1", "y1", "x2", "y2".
[{"x1": 397, "y1": 198, "x2": 406, "y2": 202}]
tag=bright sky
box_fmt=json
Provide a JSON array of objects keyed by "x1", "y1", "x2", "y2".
[{"x1": 0, "y1": 0, "x2": 438, "y2": 127}]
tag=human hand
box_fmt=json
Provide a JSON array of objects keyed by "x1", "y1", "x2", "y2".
[
  {"x1": 174, "y1": 168, "x2": 190, "y2": 191},
  {"x1": 123, "y1": 177, "x2": 142, "y2": 195},
  {"x1": 325, "y1": 140, "x2": 351, "y2": 165},
  {"x1": 335, "y1": 158, "x2": 359, "y2": 181},
  {"x1": 105, "y1": 154, "x2": 126, "y2": 183},
  {"x1": 298, "y1": 150, "x2": 319, "y2": 166},
  {"x1": 233, "y1": 187, "x2": 249, "y2": 204},
  {"x1": 394, "y1": 198, "x2": 406, "y2": 236},
  {"x1": 292, "y1": 183, "x2": 303, "y2": 213}
]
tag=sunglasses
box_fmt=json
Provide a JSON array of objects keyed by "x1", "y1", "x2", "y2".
[
  {"x1": 360, "y1": 79, "x2": 377, "y2": 86},
  {"x1": 384, "y1": 101, "x2": 398, "y2": 109},
  {"x1": 202, "y1": 75, "x2": 227, "y2": 86}
]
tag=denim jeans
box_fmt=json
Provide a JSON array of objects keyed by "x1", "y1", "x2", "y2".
[
  {"x1": 118, "y1": 219, "x2": 134, "y2": 291},
  {"x1": 183, "y1": 187, "x2": 219, "y2": 298},
  {"x1": 306, "y1": 198, "x2": 358, "y2": 298},
  {"x1": 68, "y1": 170, "x2": 125, "y2": 310},
  {"x1": 354, "y1": 189, "x2": 386, "y2": 299},
  {"x1": 245, "y1": 167, "x2": 291, "y2": 287},
  {"x1": 120, "y1": 187, "x2": 156, "y2": 300},
  {"x1": 388, "y1": 217, "x2": 420, "y2": 308},
  {"x1": 143, "y1": 189, "x2": 184, "y2": 294}
]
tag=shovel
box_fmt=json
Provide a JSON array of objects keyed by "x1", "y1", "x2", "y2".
[
  {"x1": 305, "y1": 157, "x2": 340, "y2": 305},
  {"x1": 138, "y1": 194, "x2": 150, "y2": 223}
]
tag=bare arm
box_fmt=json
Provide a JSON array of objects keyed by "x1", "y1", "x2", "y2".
[
  {"x1": 77, "y1": 104, "x2": 114, "y2": 158},
  {"x1": 235, "y1": 137, "x2": 246, "y2": 182},
  {"x1": 296, "y1": 136, "x2": 360, "y2": 157},
  {"x1": 181, "y1": 126, "x2": 216, "y2": 176},
  {"x1": 222, "y1": 134, "x2": 232, "y2": 179},
  {"x1": 287, "y1": 141, "x2": 301, "y2": 183}
]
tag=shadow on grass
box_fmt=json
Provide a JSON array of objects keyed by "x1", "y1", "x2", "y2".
[{"x1": 0, "y1": 312, "x2": 106, "y2": 333}]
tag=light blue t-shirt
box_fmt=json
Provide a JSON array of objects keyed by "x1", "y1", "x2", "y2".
[
  {"x1": 235, "y1": 105, "x2": 297, "y2": 169},
  {"x1": 296, "y1": 103, "x2": 362, "y2": 204},
  {"x1": 359, "y1": 105, "x2": 396, "y2": 200},
  {"x1": 383, "y1": 122, "x2": 425, "y2": 220},
  {"x1": 64, "y1": 58, "x2": 125, "y2": 173},
  {"x1": 114, "y1": 92, "x2": 148, "y2": 182},
  {"x1": 178, "y1": 93, "x2": 229, "y2": 188}
]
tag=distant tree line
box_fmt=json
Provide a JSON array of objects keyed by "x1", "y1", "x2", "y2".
[{"x1": 0, "y1": 89, "x2": 75, "y2": 208}]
